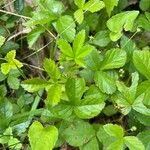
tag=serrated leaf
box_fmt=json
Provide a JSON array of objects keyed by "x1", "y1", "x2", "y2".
[
  {"x1": 83, "y1": 0, "x2": 105, "y2": 13},
  {"x1": 1, "y1": 50, "x2": 23, "y2": 75},
  {"x1": 94, "y1": 71, "x2": 116, "y2": 94},
  {"x1": 107, "y1": 140, "x2": 124, "y2": 150},
  {"x1": 100, "y1": 48, "x2": 126, "y2": 70},
  {"x1": 73, "y1": 30, "x2": 85, "y2": 56},
  {"x1": 21, "y1": 78, "x2": 50, "y2": 92},
  {"x1": 74, "y1": 98, "x2": 105, "y2": 119},
  {"x1": 0, "y1": 36, "x2": 5, "y2": 47},
  {"x1": 55, "y1": 15, "x2": 76, "y2": 42},
  {"x1": 7, "y1": 75, "x2": 20, "y2": 90},
  {"x1": 133, "y1": 50, "x2": 150, "y2": 80},
  {"x1": 84, "y1": 49, "x2": 102, "y2": 71},
  {"x1": 27, "y1": 26, "x2": 45, "y2": 48},
  {"x1": 57, "y1": 38, "x2": 74, "y2": 58},
  {"x1": 107, "y1": 11, "x2": 139, "y2": 41},
  {"x1": 74, "y1": 0, "x2": 85, "y2": 8},
  {"x1": 103, "y1": 124, "x2": 124, "y2": 139},
  {"x1": 65, "y1": 78, "x2": 85, "y2": 104},
  {"x1": 74, "y1": 9, "x2": 84, "y2": 24},
  {"x1": 46, "y1": 84, "x2": 61, "y2": 106},
  {"x1": 133, "y1": 94, "x2": 150, "y2": 116},
  {"x1": 103, "y1": 0, "x2": 119, "y2": 16},
  {"x1": 62, "y1": 120, "x2": 95, "y2": 147},
  {"x1": 80, "y1": 137, "x2": 99, "y2": 150},
  {"x1": 124, "y1": 136, "x2": 145, "y2": 150},
  {"x1": 43, "y1": 58, "x2": 60, "y2": 81},
  {"x1": 28, "y1": 121, "x2": 58, "y2": 150},
  {"x1": 89, "y1": 30, "x2": 111, "y2": 47}
]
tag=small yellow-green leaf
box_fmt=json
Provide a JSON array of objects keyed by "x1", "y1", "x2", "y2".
[{"x1": 28, "y1": 121, "x2": 58, "y2": 150}]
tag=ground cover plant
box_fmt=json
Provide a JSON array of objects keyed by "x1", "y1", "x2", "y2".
[{"x1": 0, "y1": 0, "x2": 150, "y2": 149}]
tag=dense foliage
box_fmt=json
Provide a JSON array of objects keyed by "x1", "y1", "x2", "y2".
[{"x1": 0, "y1": 0, "x2": 150, "y2": 149}]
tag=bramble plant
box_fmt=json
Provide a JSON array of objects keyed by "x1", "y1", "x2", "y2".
[{"x1": 0, "y1": 0, "x2": 150, "y2": 150}]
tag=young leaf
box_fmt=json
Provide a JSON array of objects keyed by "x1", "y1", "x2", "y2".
[
  {"x1": 57, "y1": 38, "x2": 74, "y2": 58},
  {"x1": 65, "y1": 78, "x2": 85, "y2": 104},
  {"x1": 94, "y1": 71, "x2": 116, "y2": 94},
  {"x1": 1, "y1": 50, "x2": 23, "y2": 75},
  {"x1": 74, "y1": 9, "x2": 84, "y2": 24},
  {"x1": 133, "y1": 50, "x2": 150, "y2": 80},
  {"x1": 103, "y1": 124, "x2": 124, "y2": 139},
  {"x1": 21, "y1": 78, "x2": 50, "y2": 92},
  {"x1": 55, "y1": 15, "x2": 76, "y2": 42},
  {"x1": 28, "y1": 121, "x2": 58, "y2": 150},
  {"x1": 107, "y1": 140, "x2": 124, "y2": 150},
  {"x1": 107, "y1": 11, "x2": 139, "y2": 41},
  {"x1": 124, "y1": 136, "x2": 145, "y2": 150},
  {"x1": 74, "y1": 0, "x2": 85, "y2": 8},
  {"x1": 73, "y1": 30, "x2": 85, "y2": 56},
  {"x1": 83, "y1": 0, "x2": 105, "y2": 13},
  {"x1": 103, "y1": 0, "x2": 119, "y2": 16},
  {"x1": 100, "y1": 48, "x2": 126, "y2": 70},
  {"x1": 43, "y1": 58, "x2": 60, "y2": 81},
  {"x1": 46, "y1": 84, "x2": 61, "y2": 106}
]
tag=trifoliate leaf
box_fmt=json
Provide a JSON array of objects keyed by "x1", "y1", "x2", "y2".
[{"x1": 107, "y1": 11, "x2": 139, "y2": 41}]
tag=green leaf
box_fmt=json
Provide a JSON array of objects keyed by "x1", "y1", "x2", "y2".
[
  {"x1": 124, "y1": 136, "x2": 145, "y2": 150},
  {"x1": 62, "y1": 120, "x2": 95, "y2": 147},
  {"x1": 107, "y1": 11, "x2": 139, "y2": 41},
  {"x1": 43, "y1": 58, "x2": 60, "y2": 81},
  {"x1": 80, "y1": 137, "x2": 99, "y2": 150},
  {"x1": 74, "y1": 0, "x2": 85, "y2": 8},
  {"x1": 25, "y1": 10, "x2": 57, "y2": 26},
  {"x1": 74, "y1": 98, "x2": 105, "y2": 119},
  {"x1": 89, "y1": 30, "x2": 111, "y2": 47},
  {"x1": 1, "y1": 50, "x2": 23, "y2": 75},
  {"x1": 55, "y1": 15, "x2": 76, "y2": 42},
  {"x1": 28, "y1": 121, "x2": 58, "y2": 150},
  {"x1": 46, "y1": 84, "x2": 61, "y2": 106},
  {"x1": 27, "y1": 26, "x2": 45, "y2": 48},
  {"x1": 133, "y1": 50, "x2": 150, "y2": 80},
  {"x1": 132, "y1": 94, "x2": 150, "y2": 116},
  {"x1": 65, "y1": 78, "x2": 85, "y2": 104},
  {"x1": 0, "y1": 36, "x2": 5, "y2": 47},
  {"x1": 103, "y1": 124, "x2": 124, "y2": 139},
  {"x1": 57, "y1": 38, "x2": 74, "y2": 58},
  {"x1": 107, "y1": 140, "x2": 124, "y2": 150},
  {"x1": 0, "y1": 85, "x2": 7, "y2": 97},
  {"x1": 73, "y1": 30, "x2": 85, "y2": 56},
  {"x1": 21, "y1": 78, "x2": 50, "y2": 92},
  {"x1": 139, "y1": 0, "x2": 150, "y2": 11},
  {"x1": 84, "y1": 49, "x2": 102, "y2": 71},
  {"x1": 138, "y1": 13, "x2": 150, "y2": 32},
  {"x1": 103, "y1": 0, "x2": 119, "y2": 16},
  {"x1": 74, "y1": 9, "x2": 84, "y2": 24},
  {"x1": 7, "y1": 75, "x2": 20, "y2": 90},
  {"x1": 83, "y1": 0, "x2": 105, "y2": 13},
  {"x1": 75, "y1": 44, "x2": 94, "y2": 59},
  {"x1": 8, "y1": 138, "x2": 22, "y2": 150},
  {"x1": 94, "y1": 71, "x2": 116, "y2": 94},
  {"x1": 138, "y1": 130, "x2": 150, "y2": 149},
  {"x1": 137, "y1": 80, "x2": 150, "y2": 105},
  {"x1": 100, "y1": 48, "x2": 126, "y2": 70}
]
